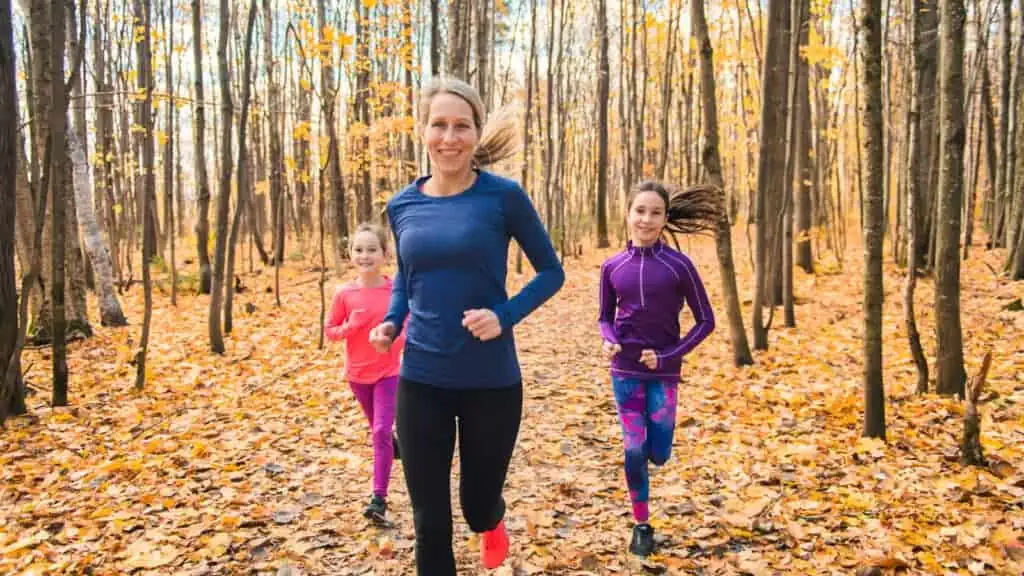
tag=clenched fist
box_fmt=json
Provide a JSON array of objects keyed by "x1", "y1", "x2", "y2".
[
  {"x1": 369, "y1": 322, "x2": 397, "y2": 352},
  {"x1": 462, "y1": 309, "x2": 502, "y2": 341}
]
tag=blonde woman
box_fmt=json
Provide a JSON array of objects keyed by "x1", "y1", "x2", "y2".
[{"x1": 369, "y1": 78, "x2": 564, "y2": 574}]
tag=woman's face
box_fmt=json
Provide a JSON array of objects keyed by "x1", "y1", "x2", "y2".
[{"x1": 423, "y1": 93, "x2": 479, "y2": 177}]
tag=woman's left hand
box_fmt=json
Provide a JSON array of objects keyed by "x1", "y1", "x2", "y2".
[{"x1": 463, "y1": 309, "x2": 502, "y2": 341}]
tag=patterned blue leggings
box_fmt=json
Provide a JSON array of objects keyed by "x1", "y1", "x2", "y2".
[{"x1": 612, "y1": 376, "x2": 678, "y2": 521}]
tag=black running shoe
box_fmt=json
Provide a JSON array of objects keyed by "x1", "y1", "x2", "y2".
[
  {"x1": 629, "y1": 523, "x2": 655, "y2": 557},
  {"x1": 364, "y1": 494, "x2": 387, "y2": 522}
]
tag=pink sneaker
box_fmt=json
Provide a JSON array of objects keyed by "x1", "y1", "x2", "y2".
[{"x1": 480, "y1": 519, "x2": 509, "y2": 569}]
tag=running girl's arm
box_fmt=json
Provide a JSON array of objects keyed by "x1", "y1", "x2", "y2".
[
  {"x1": 656, "y1": 254, "x2": 715, "y2": 365},
  {"x1": 492, "y1": 185, "x2": 566, "y2": 331},
  {"x1": 598, "y1": 260, "x2": 620, "y2": 344},
  {"x1": 324, "y1": 289, "x2": 353, "y2": 341},
  {"x1": 382, "y1": 209, "x2": 410, "y2": 337}
]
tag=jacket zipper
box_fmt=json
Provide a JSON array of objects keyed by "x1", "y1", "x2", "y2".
[{"x1": 639, "y1": 250, "x2": 646, "y2": 308}]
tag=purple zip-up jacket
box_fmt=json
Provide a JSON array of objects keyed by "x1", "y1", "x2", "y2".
[{"x1": 599, "y1": 240, "x2": 715, "y2": 380}]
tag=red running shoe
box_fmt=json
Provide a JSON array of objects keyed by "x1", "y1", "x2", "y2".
[{"x1": 480, "y1": 519, "x2": 509, "y2": 569}]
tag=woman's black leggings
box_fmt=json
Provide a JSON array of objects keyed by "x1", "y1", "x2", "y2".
[{"x1": 396, "y1": 377, "x2": 523, "y2": 575}]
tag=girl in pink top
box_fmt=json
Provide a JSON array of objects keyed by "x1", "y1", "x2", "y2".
[{"x1": 325, "y1": 223, "x2": 405, "y2": 524}]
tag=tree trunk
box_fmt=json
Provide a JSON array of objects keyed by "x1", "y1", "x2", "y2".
[
  {"x1": 595, "y1": 0, "x2": 609, "y2": 249},
  {"x1": 978, "y1": 48, "x2": 997, "y2": 252},
  {"x1": 402, "y1": 1, "x2": 416, "y2": 181},
  {"x1": 1004, "y1": 12, "x2": 1024, "y2": 264},
  {"x1": 317, "y1": 0, "x2": 346, "y2": 267},
  {"x1": 264, "y1": 0, "x2": 284, "y2": 266},
  {"x1": 782, "y1": 0, "x2": 807, "y2": 328},
  {"x1": 476, "y1": 0, "x2": 490, "y2": 106},
  {"x1": 447, "y1": 0, "x2": 468, "y2": 79},
  {"x1": 935, "y1": 0, "x2": 967, "y2": 397},
  {"x1": 68, "y1": 131, "x2": 126, "y2": 325},
  {"x1": 133, "y1": 0, "x2": 154, "y2": 389},
  {"x1": 752, "y1": 0, "x2": 791, "y2": 350},
  {"x1": 354, "y1": 0, "x2": 371, "y2": 223},
  {"x1": 693, "y1": 0, "x2": 754, "y2": 367},
  {"x1": 796, "y1": 9, "x2": 814, "y2": 273},
  {"x1": 1009, "y1": 99, "x2": 1024, "y2": 278},
  {"x1": 907, "y1": 0, "x2": 931, "y2": 395},
  {"x1": 208, "y1": 0, "x2": 233, "y2": 354},
  {"x1": 915, "y1": 2, "x2": 940, "y2": 261},
  {"x1": 0, "y1": 0, "x2": 24, "y2": 423},
  {"x1": 295, "y1": 60, "x2": 311, "y2": 237},
  {"x1": 49, "y1": 0, "x2": 68, "y2": 406},
  {"x1": 429, "y1": 0, "x2": 440, "y2": 76},
  {"x1": 862, "y1": 0, "x2": 886, "y2": 438},
  {"x1": 192, "y1": 0, "x2": 211, "y2": 294},
  {"x1": 992, "y1": 0, "x2": 1012, "y2": 242},
  {"x1": 656, "y1": 2, "x2": 678, "y2": 180},
  {"x1": 225, "y1": 1, "x2": 257, "y2": 336},
  {"x1": 93, "y1": 2, "x2": 119, "y2": 286},
  {"x1": 164, "y1": 2, "x2": 177, "y2": 305}
]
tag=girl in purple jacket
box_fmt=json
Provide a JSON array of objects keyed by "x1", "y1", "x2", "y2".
[{"x1": 598, "y1": 181, "x2": 721, "y2": 556}]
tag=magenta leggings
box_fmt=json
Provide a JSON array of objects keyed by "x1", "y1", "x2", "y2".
[{"x1": 350, "y1": 375, "x2": 398, "y2": 498}]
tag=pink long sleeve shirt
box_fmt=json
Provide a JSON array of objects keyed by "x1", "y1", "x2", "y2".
[{"x1": 325, "y1": 277, "x2": 404, "y2": 384}]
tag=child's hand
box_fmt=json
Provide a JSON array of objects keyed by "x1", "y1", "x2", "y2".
[
  {"x1": 369, "y1": 322, "x2": 397, "y2": 352},
  {"x1": 601, "y1": 340, "x2": 621, "y2": 360},
  {"x1": 640, "y1": 349, "x2": 658, "y2": 370}
]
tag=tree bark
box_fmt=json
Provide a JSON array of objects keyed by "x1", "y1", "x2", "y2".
[
  {"x1": 49, "y1": 0, "x2": 68, "y2": 406},
  {"x1": 447, "y1": 0, "x2": 468, "y2": 79},
  {"x1": 656, "y1": 2, "x2": 678, "y2": 181},
  {"x1": 935, "y1": 0, "x2": 967, "y2": 397},
  {"x1": 475, "y1": 0, "x2": 490, "y2": 106},
  {"x1": 595, "y1": 0, "x2": 609, "y2": 249},
  {"x1": 354, "y1": 0, "x2": 371, "y2": 223},
  {"x1": 208, "y1": 0, "x2": 233, "y2": 354},
  {"x1": 992, "y1": 0, "x2": 1012, "y2": 241},
  {"x1": 862, "y1": 0, "x2": 886, "y2": 438},
  {"x1": 192, "y1": 0, "x2": 211, "y2": 294},
  {"x1": 133, "y1": 0, "x2": 154, "y2": 389},
  {"x1": 752, "y1": 0, "x2": 791, "y2": 350},
  {"x1": 317, "y1": 0, "x2": 346, "y2": 266},
  {"x1": 429, "y1": 0, "x2": 440, "y2": 76},
  {"x1": 796, "y1": 8, "x2": 814, "y2": 273},
  {"x1": 0, "y1": 0, "x2": 24, "y2": 423},
  {"x1": 782, "y1": 0, "x2": 807, "y2": 328},
  {"x1": 693, "y1": 0, "x2": 754, "y2": 367},
  {"x1": 1009, "y1": 99, "x2": 1024, "y2": 278},
  {"x1": 907, "y1": 0, "x2": 931, "y2": 395},
  {"x1": 225, "y1": 1, "x2": 257, "y2": 336},
  {"x1": 264, "y1": 0, "x2": 284, "y2": 266},
  {"x1": 68, "y1": 131, "x2": 126, "y2": 325},
  {"x1": 914, "y1": 0, "x2": 940, "y2": 261},
  {"x1": 164, "y1": 2, "x2": 176, "y2": 305}
]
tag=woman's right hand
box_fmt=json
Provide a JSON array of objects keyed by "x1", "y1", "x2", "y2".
[
  {"x1": 369, "y1": 322, "x2": 397, "y2": 353},
  {"x1": 601, "y1": 340, "x2": 622, "y2": 361}
]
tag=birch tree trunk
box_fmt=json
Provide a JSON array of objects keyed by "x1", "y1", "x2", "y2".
[{"x1": 69, "y1": 131, "x2": 127, "y2": 326}]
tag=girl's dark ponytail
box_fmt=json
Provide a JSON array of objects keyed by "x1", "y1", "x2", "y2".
[{"x1": 629, "y1": 181, "x2": 725, "y2": 246}]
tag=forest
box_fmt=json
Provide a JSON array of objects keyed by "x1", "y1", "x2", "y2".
[{"x1": 1, "y1": 0, "x2": 1023, "y2": 573}]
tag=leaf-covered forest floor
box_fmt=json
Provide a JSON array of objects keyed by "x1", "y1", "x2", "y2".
[{"x1": 2, "y1": 232, "x2": 1024, "y2": 575}]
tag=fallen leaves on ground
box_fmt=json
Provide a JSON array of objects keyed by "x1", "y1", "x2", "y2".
[{"x1": 2, "y1": 236, "x2": 1023, "y2": 575}]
